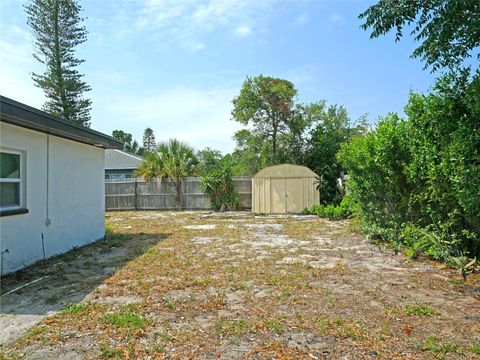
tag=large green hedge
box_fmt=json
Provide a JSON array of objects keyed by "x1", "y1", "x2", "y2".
[{"x1": 338, "y1": 70, "x2": 480, "y2": 260}]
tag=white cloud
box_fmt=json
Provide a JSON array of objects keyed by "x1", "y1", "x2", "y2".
[
  {"x1": 295, "y1": 13, "x2": 310, "y2": 26},
  {"x1": 94, "y1": 85, "x2": 243, "y2": 153},
  {"x1": 188, "y1": 41, "x2": 206, "y2": 51},
  {"x1": 330, "y1": 12, "x2": 345, "y2": 24},
  {"x1": 234, "y1": 25, "x2": 252, "y2": 38},
  {"x1": 126, "y1": 0, "x2": 271, "y2": 50}
]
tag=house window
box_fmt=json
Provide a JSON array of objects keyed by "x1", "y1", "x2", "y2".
[{"x1": 0, "y1": 151, "x2": 23, "y2": 210}]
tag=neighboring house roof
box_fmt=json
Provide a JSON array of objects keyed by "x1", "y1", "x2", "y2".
[
  {"x1": 0, "y1": 96, "x2": 123, "y2": 149},
  {"x1": 105, "y1": 149, "x2": 144, "y2": 170}
]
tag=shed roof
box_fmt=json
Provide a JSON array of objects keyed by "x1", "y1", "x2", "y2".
[
  {"x1": 253, "y1": 164, "x2": 318, "y2": 179},
  {"x1": 105, "y1": 149, "x2": 144, "y2": 170},
  {"x1": 0, "y1": 96, "x2": 123, "y2": 149}
]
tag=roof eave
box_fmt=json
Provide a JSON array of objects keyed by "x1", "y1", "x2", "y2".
[{"x1": 0, "y1": 96, "x2": 123, "y2": 150}]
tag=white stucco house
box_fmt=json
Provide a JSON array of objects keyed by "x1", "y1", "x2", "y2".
[{"x1": 0, "y1": 96, "x2": 122, "y2": 275}]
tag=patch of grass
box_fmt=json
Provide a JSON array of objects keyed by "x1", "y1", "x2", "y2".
[
  {"x1": 404, "y1": 304, "x2": 437, "y2": 317},
  {"x1": 315, "y1": 315, "x2": 366, "y2": 340},
  {"x1": 17, "y1": 326, "x2": 47, "y2": 345},
  {"x1": 384, "y1": 305, "x2": 401, "y2": 315},
  {"x1": 99, "y1": 343, "x2": 122, "y2": 359},
  {"x1": 61, "y1": 302, "x2": 89, "y2": 315},
  {"x1": 101, "y1": 306, "x2": 148, "y2": 330},
  {"x1": 163, "y1": 298, "x2": 175, "y2": 310},
  {"x1": 264, "y1": 319, "x2": 284, "y2": 333},
  {"x1": 158, "y1": 332, "x2": 173, "y2": 341},
  {"x1": 145, "y1": 247, "x2": 157, "y2": 254},
  {"x1": 415, "y1": 336, "x2": 463, "y2": 359},
  {"x1": 215, "y1": 317, "x2": 256, "y2": 337},
  {"x1": 471, "y1": 344, "x2": 480, "y2": 355}
]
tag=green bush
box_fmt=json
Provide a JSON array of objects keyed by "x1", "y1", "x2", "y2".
[
  {"x1": 303, "y1": 195, "x2": 353, "y2": 221},
  {"x1": 200, "y1": 160, "x2": 239, "y2": 211},
  {"x1": 338, "y1": 70, "x2": 480, "y2": 261}
]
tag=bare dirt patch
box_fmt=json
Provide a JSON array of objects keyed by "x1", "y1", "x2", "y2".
[{"x1": 1, "y1": 211, "x2": 479, "y2": 359}]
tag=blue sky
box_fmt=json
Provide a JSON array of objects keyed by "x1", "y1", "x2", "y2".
[{"x1": 0, "y1": 0, "x2": 436, "y2": 153}]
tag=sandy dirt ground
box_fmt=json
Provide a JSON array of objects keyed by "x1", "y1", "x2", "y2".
[{"x1": 0, "y1": 211, "x2": 479, "y2": 359}]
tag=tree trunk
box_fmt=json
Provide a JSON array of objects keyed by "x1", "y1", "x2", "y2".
[{"x1": 271, "y1": 121, "x2": 278, "y2": 165}]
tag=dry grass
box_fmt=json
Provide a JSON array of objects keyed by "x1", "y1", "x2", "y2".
[{"x1": 1, "y1": 210, "x2": 479, "y2": 359}]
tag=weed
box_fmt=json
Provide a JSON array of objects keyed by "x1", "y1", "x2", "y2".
[
  {"x1": 101, "y1": 306, "x2": 148, "y2": 330},
  {"x1": 264, "y1": 319, "x2": 283, "y2": 333},
  {"x1": 146, "y1": 247, "x2": 157, "y2": 254},
  {"x1": 164, "y1": 298, "x2": 175, "y2": 310},
  {"x1": 62, "y1": 302, "x2": 89, "y2": 315},
  {"x1": 415, "y1": 336, "x2": 462, "y2": 359},
  {"x1": 215, "y1": 318, "x2": 256, "y2": 336},
  {"x1": 17, "y1": 326, "x2": 47, "y2": 345},
  {"x1": 315, "y1": 315, "x2": 366, "y2": 340},
  {"x1": 404, "y1": 304, "x2": 437, "y2": 317},
  {"x1": 384, "y1": 305, "x2": 400, "y2": 315},
  {"x1": 158, "y1": 332, "x2": 173, "y2": 341},
  {"x1": 99, "y1": 343, "x2": 122, "y2": 359},
  {"x1": 471, "y1": 344, "x2": 480, "y2": 355}
]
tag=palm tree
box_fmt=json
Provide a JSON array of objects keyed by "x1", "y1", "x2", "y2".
[
  {"x1": 124, "y1": 140, "x2": 144, "y2": 156},
  {"x1": 136, "y1": 139, "x2": 198, "y2": 210}
]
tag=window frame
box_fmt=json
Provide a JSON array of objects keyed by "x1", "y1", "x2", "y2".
[{"x1": 0, "y1": 149, "x2": 23, "y2": 211}]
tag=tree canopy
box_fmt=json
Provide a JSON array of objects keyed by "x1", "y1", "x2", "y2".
[
  {"x1": 112, "y1": 130, "x2": 144, "y2": 155},
  {"x1": 142, "y1": 128, "x2": 156, "y2": 153},
  {"x1": 232, "y1": 75, "x2": 298, "y2": 163},
  {"x1": 359, "y1": 0, "x2": 480, "y2": 71}
]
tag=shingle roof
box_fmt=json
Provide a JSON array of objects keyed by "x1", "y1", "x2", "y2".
[{"x1": 105, "y1": 149, "x2": 144, "y2": 170}]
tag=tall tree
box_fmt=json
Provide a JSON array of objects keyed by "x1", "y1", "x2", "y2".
[
  {"x1": 112, "y1": 130, "x2": 132, "y2": 145},
  {"x1": 25, "y1": 0, "x2": 92, "y2": 126},
  {"x1": 112, "y1": 130, "x2": 144, "y2": 155},
  {"x1": 359, "y1": 0, "x2": 480, "y2": 71},
  {"x1": 136, "y1": 139, "x2": 198, "y2": 210},
  {"x1": 232, "y1": 75, "x2": 297, "y2": 163},
  {"x1": 142, "y1": 127, "x2": 156, "y2": 153},
  {"x1": 230, "y1": 129, "x2": 271, "y2": 176},
  {"x1": 305, "y1": 104, "x2": 368, "y2": 204},
  {"x1": 196, "y1": 147, "x2": 223, "y2": 175}
]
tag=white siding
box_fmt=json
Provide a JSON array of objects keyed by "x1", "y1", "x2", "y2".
[{"x1": 0, "y1": 122, "x2": 105, "y2": 274}]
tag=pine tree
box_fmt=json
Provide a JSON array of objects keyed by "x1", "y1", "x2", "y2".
[
  {"x1": 25, "y1": 0, "x2": 92, "y2": 127},
  {"x1": 142, "y1": 128, "x2": 156, "y2": 153}
]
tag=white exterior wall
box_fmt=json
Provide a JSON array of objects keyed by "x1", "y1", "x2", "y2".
[{"x1": 0, "y1": 122, "x2": 105, "y2": 274}]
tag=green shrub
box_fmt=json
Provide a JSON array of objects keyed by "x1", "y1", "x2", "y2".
[
  {"x1": 304, "y1": 195, "x2": 353, "y2": 221},
  {"x1": 338, "y1": 70, "x2": 480, "y2": 261},
  {"x1": 200, "y1": 160, "x2": 239, "y2": 211}
]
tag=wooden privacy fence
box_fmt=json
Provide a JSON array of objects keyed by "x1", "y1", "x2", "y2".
[{"x1": 105, "y1": 177, "x2": 252, "y2": 211}]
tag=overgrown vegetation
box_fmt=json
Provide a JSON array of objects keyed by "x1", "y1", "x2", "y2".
[
  {"x1": 136, "y1": 138, "x2": 198, "y2": 209},
  {"x1": 302, "y1": 195, "x2": 353, "y2": 221},
  {"x1": 200, "y1": 159, "x2": 239, "y2": 211},
  {"x1": 338, "y1": 71, "x2": 480, "y2": 264}
]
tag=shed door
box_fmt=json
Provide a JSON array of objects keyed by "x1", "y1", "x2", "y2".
[
  {"x1": 270, "y1": 178, "x2": 286, "y2": 213},
  {"x1": 286, "y1": 178, "x2": 303, "y2": 212}
]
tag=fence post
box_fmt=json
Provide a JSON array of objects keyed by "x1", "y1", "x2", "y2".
[{"x1": 134, "y1": 178, "x2": 138, "y2": 211}]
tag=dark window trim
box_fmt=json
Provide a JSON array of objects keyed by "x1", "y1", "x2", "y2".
[{"x1": 0, "y1": 208, "x2": 29, "y2": 217}]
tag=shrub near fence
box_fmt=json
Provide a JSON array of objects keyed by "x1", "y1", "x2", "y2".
[{"x1": 105, "y1": 177, "x2": 252, "y2": 211}]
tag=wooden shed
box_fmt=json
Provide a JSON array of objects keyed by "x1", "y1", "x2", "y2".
[{"x1": 252, "y1": 164, "x2": 320, "y2": 213}]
